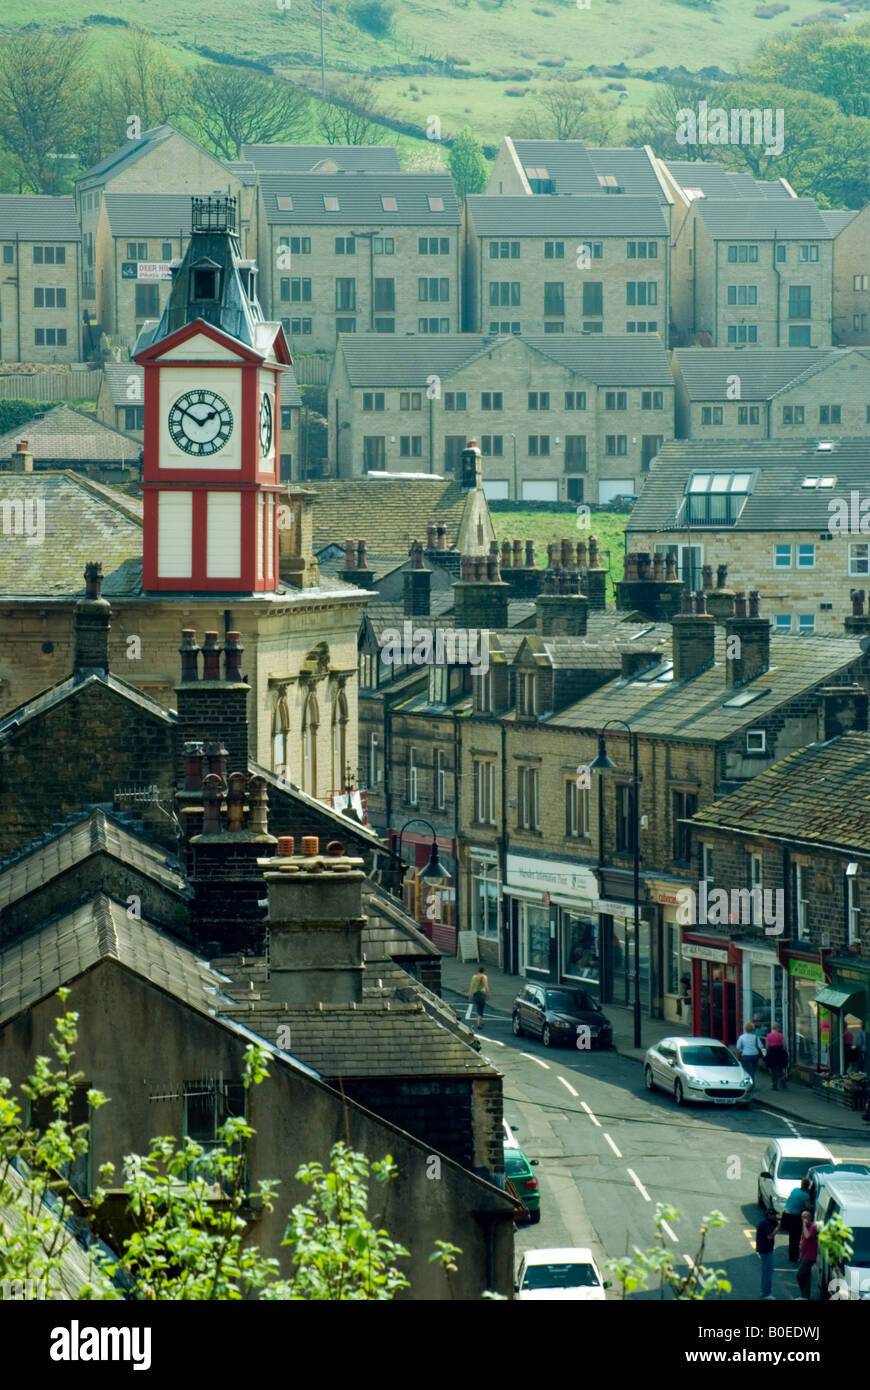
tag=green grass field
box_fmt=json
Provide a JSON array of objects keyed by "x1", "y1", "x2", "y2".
[
  {"x1": 0, "y1": 0, "x2": 838, "y2": 155},
  {"x1": 491, "y1": 507, "x2": 627, "y2": 602}
]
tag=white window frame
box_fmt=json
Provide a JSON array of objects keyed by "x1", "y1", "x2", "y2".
[
  {"x1": 797, "y1": 615, "x2": 815, "y2": 634},
  {"x1": 518, "y1": 765, "x2": 540, "y2": 830},
  {"x1": 773, "y1": 543, "x2": 792, "y2": 569},
  {"x1": 746, "y1": 729, "x2": 766, "y2": 753},
  {"x1": 848, "y1": 543, "x2": 870, "y2": 576},
  {"x1": 518, "y1": 671, "x2": 537, "y2": 717},
  {"x1": 477, "y1": 667, "x2": 493, "y2": 713},
  {"x1": 795, "y1": 862, "x2": 809, "y2": 941},
  {"x1": 566, "y1": 779, "x2": 589, "y2": 838},
  {"x1": 774, "y1": 615, "x2": 792, "y2": 633},
  {"x1": 702, "y1": 843, "x2": 714, "y2": 883},
  {"x1": 797, "y1": 543, "x2": 815, "y2": 569},
  {"x1": 369, "y1": 733, "x2": 379, "y2": 790},
  {"x1": 847, "y1": 867, "x2": 860, "y2": 945},
  {"x1": 408, "y1": 747, "x2": 418, "y2": 806},
  {"x1": 750, "y1": 852, "x2": 763, "y2": 890},
  {"x1": 435, "y1": 749, "x2": 447, "y2": 811}
]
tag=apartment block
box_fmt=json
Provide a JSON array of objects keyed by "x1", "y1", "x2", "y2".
[
  {"x1": 828, "y1": 205, "x2": 870, "y2": 347},
  {"x1": 673, "y1": 347, "x2": 870, "y2": 439},
  {"x1": 672, "y1": 197, "x2": 834, "y2": 348},
  {"x1": 329, "y1": 333, "x2": 673, "y2": 500},
  {"x1": 487, "y1": 137, "x2": 674, "y2": 225},
  {"x1": 0, "y1": 197, "x2": 81, "y2": 364},
  {"x1": 257, "y1": 172, "x2": 461, "y2": 353},
  {"x1": 628, "y1": 437, "x2": 870, "y2": 633},
  {"x1": 76, "y1": 124, "x2": 252, "y2": 307},
  {"x1": 464, "y1": 195, "x2": 670, "y2": 338}
]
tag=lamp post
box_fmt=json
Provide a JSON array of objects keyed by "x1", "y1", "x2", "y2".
[
  {"x1": 393, "y1": 816, "x2": 452, "y2": 891},
  {"x1": 590, "y1": 718, "x2": 642, "y2": 1049}
]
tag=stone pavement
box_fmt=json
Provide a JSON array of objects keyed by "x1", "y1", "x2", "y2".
[{"x1": 441, "y1": 952, "x2": 870, "y2": 1135}]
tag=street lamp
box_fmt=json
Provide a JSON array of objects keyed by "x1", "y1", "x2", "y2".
[
  {"x1": 590, "y1": 719, "x2": 642, "y2": 1048},
  {"x1": 393, "y1": 817, "x2": 451, "y2": 885}
]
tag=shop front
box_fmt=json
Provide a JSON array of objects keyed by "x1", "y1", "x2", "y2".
[
  {"x1": 504, "y1": 852, "x2": 599, "y2": 986},
  {"x1": 597, "y1": 899, "x2": 654, "y2": 1014},
  {"x1": 650, "y1": 883, "x2": 689, "y2": 1026},
  {"x1": 739, "y1": 942, "x2": 788, "y2": 1043},
  {"x1": 468, "y1": 847, "x2": 501, "y2": 966},
  {"x1": 400, "y1": 831, "x2": 457, "y2": 952},
  {"x1": 682, "y1": 935, "x2": 742, "y2": 1045},
  {"x1": 809, "y1": 958, "x2": 870, "y2": 1110}
]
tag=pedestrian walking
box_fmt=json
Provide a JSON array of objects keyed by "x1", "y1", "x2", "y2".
[
  {"x1": 735, "y1": 1021, "x2": 762, "y2": 1085},
  {"x1": 765, "y1": 1022, "x2": 789, "y2": 1090},
  {"x1": 796, "y1": 1207, "x2": 818, "y2": 1300},
  {"x1": 469, "y1": 965, "x2": 489, "y2": 1026},
  {"x1": 782, "y1": 1178, "x2": 813, "y2": 1263},
  {"x1": 756, "y1": 1207, "x2": 779, "y2": 1299}
]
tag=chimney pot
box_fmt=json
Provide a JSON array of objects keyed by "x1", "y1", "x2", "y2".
[
  {"x1": 749, "y1": 590, "x2": 761, "y2": 618},
  {"x1": 205, "y1": 739, "x2": 228, "y2": 784},
  {"x1": 512, "y1": 539, "x2": 523, "y2": 569},
  {"x1": 653, "y1": 552, "x2": 664, "y2": 580},
  {"x1": 344, "y1": 539, "x2": 356, "y2": 570},
  {"x1": 694, "y1": 590, "x2": 707, "y2": 615},
  {"x1": 680, "y1": 589, "x2": 693, "y2": 614},
  {"x1": 179, "y1": 629, "x2": 200, "y2": 682},
  {"x1": 326, "y1": 840, "x2": 346, "y2": 856},
  {"x1": 576, "y1": 540, "x2": 587, "y2": 568},
  {"x1": 224, "y1": 631, "x2": 244, "y2": 682},
  {"x1": 226, "y1": 770, "x2": 246, "y2": 832},
  {"x1": 852, "y1": 588, "x2": 866, "y2": 616},
  {"x1": 734, "y1": 591, "x2": 747, "y2": 618},
  {"x1": 701, "y1": 563, "x2": 713, "y2": 591},
  {"x1": 717, "y1": 563, "x2": 728, "y2": 590},
  {"x1": 201, "y1": 631, "x2": 221, "y2": 681},
  {"x1": 486, "y1": 553, "x2": 499, "y2": 581},
  {"x1": 436, "y1": 523, "x2": 447, "y2": 550},
  {"x1": 247, "y1": 775, "x2": 270, "y2": 836},
  {"x1": 277, "y1": 835, "x2": 295, "y2": 856},
  {"x1": 525, "y1": 539, "x2": 535, "y2": 568},
  {"x1": 201, "y1": 773, "x2": 224, "y2": 834},
  {"x1": 301, "y1": 835, "x2": 319, "y2": 856},
  {"x1": 501, "y1": 540, "x2": 512, "y2": 569},
  {"x1": 84, "y1": 561, "x2": 103, "y2": 600},
  {"x1": 588, "y1": 535, "x2": 600, "y2": 567},
  {"x1": 427, "y1": 522, "x2": 438, "y2": 549},
  {"x1": 665, "y1": 551, "x2": 678, "y2": 582},
  {"x1": 183, "y1": 740, "x2": 204, "y2": 791},
  {"x1": 356, "y1": 540, "x2": 368, "y2": 570}
]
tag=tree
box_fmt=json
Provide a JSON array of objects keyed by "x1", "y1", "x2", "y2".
[
  {"x1": 77, "y1": 29, "x2": 192, "y2": 171},
  {"x1": 749, "y1": 24, "x2": 870, "y2": 119},
  {"x1": 627, "y1": 79, "x2": 731, "y2": 160},
  {"x1": 532, "y1": 83, "x2": 621, "y2": 144},
  {"x1": 0, "y1": 32, "x2": 89, "y2": 192},
  {"x1": 448, "y1": 129, "x2": 489, "y2": 200},
  {"x1": 317, "y1": 79, "x2": 391, "y2": 146},
  {"x1": 0, "y1": 996, "x2": 469, "y2": 1300},
  {"x1": 188, "y1": 66, "x2": 311, "y2": 161},
  {"x1": 606, "y1": 1204, "x2": 731, "y2": 1300}
]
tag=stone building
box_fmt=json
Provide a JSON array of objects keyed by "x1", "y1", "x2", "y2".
[
  {"x1": 256, "y1": 171, "x2": 461, "y2": 351},
  {"x1": 0, "y1": 409, "x2": 142, "y2": 486},
  {"x1": 827, "y1": 204, "x2": 870, "y2": 347},
  {"x1": 94, "y1": 194, "x2": 193, "y2": 349},
  {"x1": 627, "y1": 436, "x2": 870, "y2": 634},
  {"x1": 487, "y1": 139, "x2": 674, "y2": 232},
  {"x1": 687, "y1": 728, "x2": 870, "y2": 1088},
  {"x1": 0, "y1": 196, "x2": 81, "y2": 364},
  {"x1": 328, "y1": 333, "x2": 673, "y2": 499}
]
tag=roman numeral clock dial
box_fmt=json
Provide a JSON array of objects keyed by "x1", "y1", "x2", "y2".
[{"x1": 168, "y1": 389, "x2": 234, "y2": 456}]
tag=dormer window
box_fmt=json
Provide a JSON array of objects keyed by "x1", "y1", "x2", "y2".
[
  {"x1": 517, "y1": 671, "x2": 537, "y2": 717},
  {"x1": 191, "y1": 260, "x2": 220, "y2": 300},
  {"x1": 476, "y1": 667, "x2": 494, "y2": 714},
  {"x1": 430, "y1": 665, "x2": 448, "y2": 703}
]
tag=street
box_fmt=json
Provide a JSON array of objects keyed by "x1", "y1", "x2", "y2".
[{"x1": 471, "y1": 1007, "x2": 870, "y2": 1302}]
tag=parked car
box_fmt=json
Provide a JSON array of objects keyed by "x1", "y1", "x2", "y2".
[
  {"x1": 502, "y1": 1118, "x2": 520, "y2": 1150},
  {"x1": 609, "y1": 493, "x2": 638, "y2": 509},
  {"x1": 814, "y1": 1176, "x2": 870, "y2": 1298},
  {"x1": 504, "y1": 1146, "x2": 541, "y2": 1224},
  {"x1": 807, "y1": 1161, "x2": 870, "y2": 1202},
  {"x1": 643, "y1": 1036, "x2": 752, "y2": 1106},
  {"x1": 512, "y1": 984, "x2": 613, "y2": 1049},
  {"x1": 757, "y1": 1138, "x2": 835, "y2": 1215},
  {"x1": 515, "y1": 1247, "x2": 606, "y2": 1301}
]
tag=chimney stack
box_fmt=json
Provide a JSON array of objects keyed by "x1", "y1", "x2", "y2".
[
  {"x1": 584, "y1": 535, "x2": 607, "y2": 611},
  {"x1": 706, "y1": 563, "x2": 735, "y2": 623},
  {"x1": 4, "y1": 439, "x2": 34, "y2": 473},
  {"x1": 671, "y1": 591, "x2": 716, "y2": 680},
  {"x1": 259, "y1": 838, "x2": 367, "y2": 1005},
  {"x1": 403, "y1": 540, "x2": 431, "y2": 616},
  {"x1": 73, "y1": 561, "x2": 111, "y2": 678},
  {"x1": 175, "y1": 628, "x2": 249, "y2": 787},
  {"x1": 845, "y1": 589, "x2": 870, "y2": 638},
  {"x1": 188, "y1": 771, "x2": 277, "y2": 955},
  {"x1": 725, "y1": 591, "x2": 770, "y2": 687},
  {"x1": 535, "y1": 566, "x2": 589, "y2": 636},
  {"x1": 452, "y1": 550, "x2": 509, "y2": 628},
  {"x1": 616, "y1": 549, "x2": 683, "y2": 622}
]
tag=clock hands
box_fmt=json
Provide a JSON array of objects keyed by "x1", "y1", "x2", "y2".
[{"x1": 180, "y1": 405, "x2": 219, "y2": 426}]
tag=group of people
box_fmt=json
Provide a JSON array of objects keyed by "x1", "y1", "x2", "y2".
[
  {"x1": 756, "y1": 1180, "x2": 818, "y2": 1300},
  {"x1": 735, "y1": 1020, "x2": 790, "y2": 1090}
]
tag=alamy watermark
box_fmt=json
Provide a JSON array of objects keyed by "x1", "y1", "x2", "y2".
[
  {"x1": 1, "y1": 497, "x2": 45, "y2": 545},
  {"x1": 676, "y1": 880, "x2": 784, "y2": 935},
  {"x1": 675, "y1": 102, "x2": 785, "y2": 158},
  {"x1": 829, "y1": 492, "x2": 870, "y2": 534},
  {"x1": 379, "y1": 621, "x2": 490, "y2": 675}
]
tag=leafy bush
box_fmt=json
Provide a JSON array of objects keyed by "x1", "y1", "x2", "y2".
[
  {"x1": 0, "y1": 400, "x2": 54, "y2": 434},
  {"x1": 754, "y1": 2, "x2": 789, "y2": 14},
  {"x1": 352, "y1": 0, "x2": 395, "y2": 35}
]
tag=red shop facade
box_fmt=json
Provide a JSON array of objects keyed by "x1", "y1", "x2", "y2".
[{"x1": 682, "y1": 934, "x2": 743, "y2": 1046}]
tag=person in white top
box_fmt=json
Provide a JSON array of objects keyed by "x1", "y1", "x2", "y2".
[{"x1": 735, "y1": 1021, "x2": 763, "y2": 1086}]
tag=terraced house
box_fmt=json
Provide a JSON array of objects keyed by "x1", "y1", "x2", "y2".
[
  {"x1": 0, "y1": 196, "x2": 81, "y2": 364},
  {"x1": 94, "y1": 194, "x2": 197, "y2": 348},
  {"x1": 463, "y1": 194, "x2": 670, "y2": 338},
  {"x1": 627, "y1": 437, "x2": 870, "y2": 633},
  {"x1": 672, "y1": 347, "x2": 870, "y2": 440},
  {"x1": 329, "y1": 333, "x2": 673, "y2": 501},
  {"x1": 256, "y1": 171, "x2": 461, "y2": 352}
]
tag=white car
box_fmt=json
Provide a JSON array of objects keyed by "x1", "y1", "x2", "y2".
[
  {"x1": 515, "y1": 1247, "x2": 606, "y2": 1301},
  {"x1": 757, "y1": 1137, "x2": 834, "y2": 1215},
  {"x1": 502, "y1": 1118, "x2": 520, "y2": 1150},
  {"x1": 644, "y1": 1036, "x2": 753, "y2": 1106}
]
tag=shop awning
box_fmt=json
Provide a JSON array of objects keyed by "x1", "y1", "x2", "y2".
[{"x1": 813, "y1": 985, "x2": 861, "y2": 1010}]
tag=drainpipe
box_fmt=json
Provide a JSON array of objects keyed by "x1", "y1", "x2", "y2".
[
  {"x1": 384, "y1": 697, "x2": 394, "y2": 848},
  {"x1": 429, "y1": 391, "x2": 434, "y2": 474},
  {"x1": 500, "y1": 719, "x2": 509, "y2": 973},
  {"x1": 15, "y1": 233, "x2": 20, "y2": 359},
  {"x1": 453, "y1": 710, "x2": 462, "y2": 938},
  {"x1": 773, "y1": 233, "x2": 782, "y2": 347}
]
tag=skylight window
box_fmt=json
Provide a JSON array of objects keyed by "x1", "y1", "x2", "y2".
[
  {"x1": 802, "y1": 475, "x2": 837, "y2": 488},
  {"x1": 381, "y1": 195, "x2": 398, "y2": 211},
  {"x1": 276, "y1": 196, "x2": 293, "y2": 211},
  {"x1": 723, "y1": 687, "x2": 770, "y2": 708},
  {"x1": 683, "y1": 471, "x2": 756, "y2": 526},
  {"x1": 802, "y1": 476, "x2": 818, "y2": 488},
  {"x1": 323, "y1": 195, "x2": 340, "y2": 211},
  {"x1": 427, "y1": 195, "x2": 444, "y2": 212}
]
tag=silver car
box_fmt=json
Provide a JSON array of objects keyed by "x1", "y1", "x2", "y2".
[{"x1": 644, "y1": 1035, "x2": 753, "y2": 1107}]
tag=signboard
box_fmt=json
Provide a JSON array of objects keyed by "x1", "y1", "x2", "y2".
[
  {"x1": 458, "y1": 931, "x2": 479, "y2": 963},
  {"x1": 121, "y1": 261, "x2": 172, "y2": 281},
  {"x1": 506, "y1": 852, "x2": 598, "y2": 899},
  {"x1": 834, "y1": 967, "x2": 867, "y2": 983},
  {"x1": 682, "y1": 942, "x2": 728, "y2": 963},
  {"x1": 788, "y1": 958, "x2": 826, "y2": 981}
]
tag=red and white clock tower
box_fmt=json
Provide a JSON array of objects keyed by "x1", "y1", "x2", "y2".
[{"x1": 135, "y1": 195, "x2": 291, "y2": 592}]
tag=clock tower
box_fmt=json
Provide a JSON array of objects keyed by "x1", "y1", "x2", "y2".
[{"x1": 135, "y1": 195, "x2": 291, "y2": 592}]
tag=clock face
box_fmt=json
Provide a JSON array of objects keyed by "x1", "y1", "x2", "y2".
[
  {"x1": 168, "y1": 389, "x2": 234, "y2": 457},
  {"x1": 259, "y1": 392, "x2": 273, "y2": 456}
]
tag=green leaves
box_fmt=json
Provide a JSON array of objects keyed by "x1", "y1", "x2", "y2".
[{"x1": 605, "y1": 1204, "x2": 731, "y2": 1301}]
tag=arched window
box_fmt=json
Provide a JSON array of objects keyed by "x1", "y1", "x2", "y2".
[
  {"x1": 272, "y1": 695, "x2": 289, "y2": 778},
  {"x1": 301, "y1": 691, "x2": 319, "y2": 795},
  {"x1": 332, "y1": 690, "x2": 348, "y2": 792}
]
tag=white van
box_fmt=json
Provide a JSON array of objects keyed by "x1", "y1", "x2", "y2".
[{"x1": 814, "y1": 1176, "x2": 870, "y2": 1299}]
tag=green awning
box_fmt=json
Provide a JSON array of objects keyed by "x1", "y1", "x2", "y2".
[{"x1": 813, "y1": 986, "x2": 861, "y2": 1010}]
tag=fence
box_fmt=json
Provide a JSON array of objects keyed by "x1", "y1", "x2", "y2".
[
  {"x1": 291, "y1": 356, "x2": 331, "y2": 386},
  {"x1": 0, "y1": 371, "x2": 102, "y2": 401}
]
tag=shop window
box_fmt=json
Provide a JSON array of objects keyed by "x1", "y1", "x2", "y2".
[{"x1": 472, "y1": 859, "x2": 499, "y2": 937}]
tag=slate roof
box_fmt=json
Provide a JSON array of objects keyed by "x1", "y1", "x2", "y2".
[
  {"x1": 665, "y1": 161, "x2": 793, "y2": 201},
  {"x1": 586, "y1": 147, "x2": 671, "y2": 203},
  {"x1": 0, "y1": 471, "x2": 142, "y2": 598},
  {"x1": 306, "y1": 476, "x2": 474, "y2": 553},
  {"x1": 467, "y1": 194, "x2": 668, "y2": 237},
  {"x1": 0, "y1": 405, "x2": 142, "y2": 462},
  {"x1": 0, "y1": 195, "x2": 80, "y2": 241},
  {"x1": 510, "y1": 139, "x2": 598, "y2": 194},
  {"x1": 820, "y1": 209, "x2": 858, "y2": 237},
  {"x1": 242, "y1": 143, "x2": 400, "y2": 173},
  {"x1": 102, "y1": 363, "x2": 145, "y2": 407},
  {"x1": 335, "y1": 333, "x2": 673, "y2": 387},
  {"x1": 102, "y1": 193, "x2": 194, "y2": 238},
  {"x1": 550, "y1": 631, "x2": 863, "y2": 742},
  {"x1": 0, "y1": 672, "x2": 174, "y2": 743},
  {"x1": 691, "y1": 731, "x2": 870, "y2": 853},
  {"x1": 673, "y1": 348, "x2": 870, "y2": 402},
  {"x1": 77, "y1": 124, "x2": 177, "y2": 187},
  {"x1": 280, "y1": 369, "x2": 303, "y2": 409},
  {"x1": 627, "y1": 437, "x2": 870, "y2": 533},
  {"x1": 0, "y1": 808, "x2": 188, "y2": 913},
  {"x1": 224, "y1": 160, "x2": 259, "y2": 185},
  {"x1": 260, "y1": 172, "x2": 459, "y2": 226},
  {"x1": 695, "y1": 198, "x2": 834, "y2": 240}
]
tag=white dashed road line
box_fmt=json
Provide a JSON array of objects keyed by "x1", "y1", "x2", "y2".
[
  {"x1": 627, "y1": 1168, "x2": 651, "y2": 1201},
  {"x1": 603, "y1": 1132, "x2": 622, "y2": 1158},
  {"x1": 758, "y1": 1107, "x2": 800, "y2": 1137},
  {"x1": 520, "y1": 1052, "x2": 550, "y2": 1070},
  {"x1": 558, "y1": 1075, "x2": 579, "y2": 1098},
  {"x1": 477, "y1": 1035, "x2": 504, "y2": 1046},
  {"x1": 581, "y1": 1101, "x2": 601, "y2": 1127}
]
